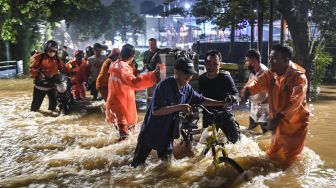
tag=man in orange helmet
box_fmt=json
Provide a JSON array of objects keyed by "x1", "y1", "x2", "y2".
[
  {"x1": 29, "y1": 40, "x2": 69, "y2": 112},
  {"x1": 66, "y1": 50, "x2": 88, "y2": 100}
]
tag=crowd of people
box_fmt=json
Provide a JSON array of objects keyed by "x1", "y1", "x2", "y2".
[{"x1": 29, "y1": 38, "x2": 309, "y2": 167}]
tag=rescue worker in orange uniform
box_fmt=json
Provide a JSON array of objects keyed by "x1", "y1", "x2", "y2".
[
  {"x1": 96, "y1": 48, "x2": 120, "y2": 101},
  {"x1": 29, "y1": 40, "x2": 69, "y2": 111},
  {"x1": 241, "y1": 44, "x2": 309, "y2": 164},
  {"x1": 106, "y1": 44, "x2": 159, "y2": 140},
  {"x1": 66, "y1": 50, "x2": 88, "y2": 100}
]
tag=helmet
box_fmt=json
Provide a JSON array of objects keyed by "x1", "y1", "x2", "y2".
[
  {"x1": 75, "y1": 50, "x2": 84, "y2": 56},
  {"x1": 93, "y1": 43, "x2": 102, "y2": 50},
  {"x1": 44, "y1": 40, "x2": 58, "y2": 53},
  {"x1": 74, "y1": 50, "x2": 84, "y2": 58},
  {"x1": 85, "y1": 46, "x2": 94, "y2": 57},
  {"x1": 85, "y1": 46, "x2": 93, "y2": 52}
]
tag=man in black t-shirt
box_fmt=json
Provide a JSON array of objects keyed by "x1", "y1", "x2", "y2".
[
  {"x1": 142, "y1": 38, "x2": 171, "y2": 72},
  {"x1": 142, "y1": 38, "x2": 160, "y2": 71},
  {"x1": 198, "y1": 50, "x2": 240, "y2": 143}
]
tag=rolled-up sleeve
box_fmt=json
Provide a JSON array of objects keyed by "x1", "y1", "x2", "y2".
[{"x1": 246, "y1": 71, "x2": 270, "y2": 96}]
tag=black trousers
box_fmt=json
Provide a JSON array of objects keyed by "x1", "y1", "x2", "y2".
[
  {"x1": 31, "y1": 87, "x2": 57, "y2": 111},
  {"x1": 202, "y1": 112, "x2": 239, "y2": 143},
  {"x1": 249, "y1": 116, "x2": 268, "y2": 133},
  {"x1": 131, "y1": 140, "x2": 172, "y2": 168},
  {"x1": 90, "y1": 80, "x2": 98, "y2": 100}
]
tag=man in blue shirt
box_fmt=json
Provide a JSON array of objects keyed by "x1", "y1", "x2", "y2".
[{"x1": 131, "y1": 57, "x2": 228, "y2": 168}]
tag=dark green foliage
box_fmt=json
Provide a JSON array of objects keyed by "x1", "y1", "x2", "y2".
[{"x1": 311, "y1": 45, "x2": 333, "y2": 98}]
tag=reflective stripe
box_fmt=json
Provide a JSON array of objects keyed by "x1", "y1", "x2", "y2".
[
  {"x1": 109, "y1": 75, "x2": 122, "y2": 83},
  {"x1": 34, "y1": 85, "x2": 53, "y2": 91}
]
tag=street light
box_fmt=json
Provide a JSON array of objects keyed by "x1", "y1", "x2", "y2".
[{"x1": 184, "y1": 2, "x2": 191, "y2": 10}]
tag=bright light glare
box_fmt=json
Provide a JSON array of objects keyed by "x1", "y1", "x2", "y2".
[{"x1": 184, "y1": 2, "x2": 191, "y2": 10}]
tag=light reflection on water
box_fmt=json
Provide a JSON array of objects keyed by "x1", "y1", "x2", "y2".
[{"x1": 0, "y1": 79, "x2": 335, "y2": 187}]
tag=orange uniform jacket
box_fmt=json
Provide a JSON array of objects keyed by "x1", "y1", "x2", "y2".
[
  {"x1": 29, "y1": 52, "x2": 68, "y2": 78},
  {"x1": 245, "y1": 62, "x2": 309, "y2": 160},
  {"x1": 106, "y1": 60, "x2": 157, "y2": 125},
  {"x1": 96, "y1": 58, "x2": 113, "y2": 89},
  {"x1": 66, "y1": 59, "x2": 88, "y2": 99},
  {"x1": 66, "y1": 59, "x2": 88, "y2": 84}
]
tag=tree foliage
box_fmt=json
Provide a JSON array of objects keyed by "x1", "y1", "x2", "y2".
[
  {"x1": 311, "y1": 44, "x2": 332, "y2": 98},
  {"x1": 67, "y1": 4, "x2": 109, "y2": 42},
  {"x1": 65, "y1": 0, "x2": 145, "y2": 44},
  {"x1": 108, "y1": 0, "x2": 145, "y2": 43},
  {"x1": 163, "y1": 0, "x2": 336, "y2": 97},
  {"x1": 0, "y1": 0, "x2": 100, "y2": 43},
  {"x1": 310, "y1": 0, "x2": 336, "y2": 45},
  {"x1": 0, "y1": 0, "x2": 145, "y2": 75}
]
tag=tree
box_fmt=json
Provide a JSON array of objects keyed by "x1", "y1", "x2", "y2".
[
  {"x1": 0, "y1": 0, "x2": 101, "y2": 72},
  {"x1": 0, "y1": 0, "x2": 100, "y2": 43},
  {"x1": 165, "y1": 0, "x2": 336, "y2": 96},
  {"x1": 66, "y1": 0, "x2": 145, "y2": 45},
  {"x1": 163, "y1": 0, "x2": 268, "y2": 59},
  {"x1": 107, "y1": 0, "x2": 145, "y2": 43},
  {"x1": 276, "y1": 0, "x2": 336, "y2": 97},
  {"x1": 67, "y1": 4, "x2": 110, "y2": 43}
]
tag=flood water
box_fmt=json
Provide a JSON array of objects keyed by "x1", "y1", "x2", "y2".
[{"x1": 0, "y1": 78, "x2": 335, "y2": 188}]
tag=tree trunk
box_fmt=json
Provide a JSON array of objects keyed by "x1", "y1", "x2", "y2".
[
  {"x1": 277, "y1": 0, "x2": 312, "y2": 98},
  {"x1": 257, "y1": 0, "x2": 264, "y2": 56},
  {"x1": 5, "y1": 41, "x2": 11, "y2": 61},
  {"x1": 280, "y1": 16, "x2": 286, "y2": 45},
  {"x1": 229, "y1": 24, "x2": 235, "y2": 59},
  {"x1": 268, "y1": 0, "x2": 274, "y2": 60},
  {"x1": 250, "y1": 19, "x2": 255, "y2": 49}
]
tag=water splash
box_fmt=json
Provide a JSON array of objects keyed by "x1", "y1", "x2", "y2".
[{"x1": 1, "y1": 79, "x2": 336, "y2": 187}]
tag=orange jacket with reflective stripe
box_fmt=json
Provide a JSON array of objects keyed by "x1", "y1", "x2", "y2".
[
  {"x1": 66, "y1": 59, "x2": 88, "y2": 84},
  {"x1": 245, "y1": 62, "x2": 309, "y2": 159},
  {"x1": 106, "y1": 60, "x2": 157, "y2": 125},
  {"x1": 29, "y1": 52, "x2": 68, "y2": 78}
]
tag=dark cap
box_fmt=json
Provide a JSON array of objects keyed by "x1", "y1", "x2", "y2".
[
  {"x1": 93, "y1": 43, "x2": 102, "y2": 50},
  {"x1": 174, "y1": 57, "x2": 197, "y2": 74}
]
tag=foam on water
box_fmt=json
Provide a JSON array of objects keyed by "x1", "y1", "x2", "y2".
[{"x1": 1, "y1": 81, "x2": 336, "y2": 187}]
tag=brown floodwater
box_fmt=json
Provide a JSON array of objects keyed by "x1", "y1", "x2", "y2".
[{"x1": 0, "y1": 78, "x2": 335, "y2": 187}]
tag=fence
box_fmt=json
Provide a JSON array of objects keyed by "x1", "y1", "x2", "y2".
[{"x1": 0, "y1": 60, "x2": 24, "y2": 78}]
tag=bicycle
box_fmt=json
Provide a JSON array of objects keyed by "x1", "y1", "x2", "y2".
[{"x1": 178, "y1": 99, "x2": 244, "y2": 174}]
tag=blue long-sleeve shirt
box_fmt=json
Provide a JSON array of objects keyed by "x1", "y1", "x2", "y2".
[{"x1": 139, "y1": 77, "x2": 205, "y2": 152}]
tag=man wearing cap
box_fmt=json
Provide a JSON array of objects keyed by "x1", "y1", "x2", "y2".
[
  {"x1": 131, "y1": 57, "x2": 227, "y2": 167},
  {"x1": 198, "y1": 50, "x2": 240, "y2": 144},
  {"x1": 88, "y1": 43, "x2": 107, "y2": 100}
]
